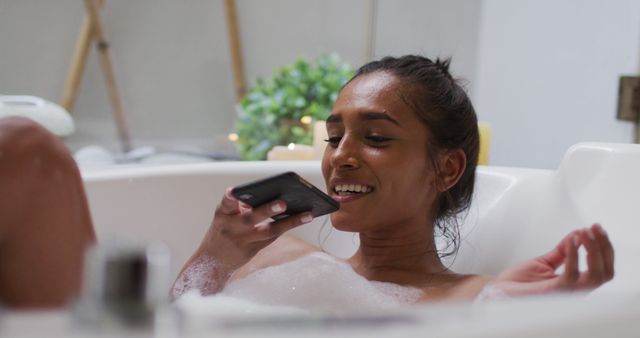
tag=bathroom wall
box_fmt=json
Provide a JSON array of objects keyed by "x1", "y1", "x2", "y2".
[
  {"x1": 0, "y1": 0, "x2": 365, "y2": 153},
  {"x1": 373, "y1": 0, "x2": 482, "y2": 95},
  {"x1": 0, "y1": 0, "x2": 481, "y2": 154},
  {"x1": 475, "y1": 0, "x2": 640, "y2": 168},
  {"x1": 0, "y1": 0, "x2": 638, "y2": 168}
]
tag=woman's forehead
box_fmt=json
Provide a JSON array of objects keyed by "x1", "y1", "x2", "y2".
[
  {"x1": 342, "y1": 71, "x2": 401, "y2": 99},
  {"x1": 334, "y1": 71, "x2": 417, "y2": 121}
]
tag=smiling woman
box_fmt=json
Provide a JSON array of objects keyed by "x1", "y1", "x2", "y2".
[
  {"x1": 321, "y1": 59, "x2": 474, "y2": 287},
  {"x1": 172, "y1": 55, "x2": 614, "y2": 307}
]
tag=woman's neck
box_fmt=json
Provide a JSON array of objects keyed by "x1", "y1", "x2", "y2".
[{"x1": 348, "y1": 223, "x2": 452, "y2": 286}]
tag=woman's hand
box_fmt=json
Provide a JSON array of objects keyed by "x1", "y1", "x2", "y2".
[
  {"x1": 487, "y1": 223, "x2": 614, "y2": 298},
  {"x1": 172, "y1": 188, "x2": 313, "y2": 298},
  {"x1": 201, "y1": 187, "x2": 314, "y2": 269}
]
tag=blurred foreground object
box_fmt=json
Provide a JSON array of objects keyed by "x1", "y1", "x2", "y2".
[
  {"x1": 0, "y1": 95, "x2": 75, "y2": 136},
  {"x1": 74, "y1": 241, "x2": 171, "y2": 328}
]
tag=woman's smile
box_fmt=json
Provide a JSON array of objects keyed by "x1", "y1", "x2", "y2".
[{"x1": 329, "y1": 178, "x2": 375, "y2": 203}]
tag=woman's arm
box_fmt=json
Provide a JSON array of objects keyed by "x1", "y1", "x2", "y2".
[{"x1": 171, "y1": 188, "x2": 314, "y2": 299}]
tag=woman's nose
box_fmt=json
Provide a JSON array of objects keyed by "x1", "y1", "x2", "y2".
[{"x1": 330, "y1": 136, "x2": 359, "y2": 170}]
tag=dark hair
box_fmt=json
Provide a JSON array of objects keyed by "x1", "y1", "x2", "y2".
[{"x1": 350, "y1": 55, "x2": 479, "y2": 257}]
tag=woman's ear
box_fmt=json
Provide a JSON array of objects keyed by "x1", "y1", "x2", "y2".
[{"x1": 435, "y1": 149, "x2": 467, "y2": 192}]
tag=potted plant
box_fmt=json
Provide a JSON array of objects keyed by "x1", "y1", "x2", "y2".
[{"x1": 235, "y1": 54, "x2": 354, "y2": 160}]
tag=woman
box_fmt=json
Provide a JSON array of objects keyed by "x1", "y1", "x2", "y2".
[{"x1": 172, "y1": 55, "x2": 614, "y2": 304}]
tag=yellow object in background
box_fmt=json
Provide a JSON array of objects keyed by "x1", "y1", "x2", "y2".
[{"x1": 478, "y1": 122, "x2": 492, "y2": 165}]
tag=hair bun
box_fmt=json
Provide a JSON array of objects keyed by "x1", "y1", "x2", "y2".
[{"x1": 434, "y1": 58, "x2": 453, "y2": 79}]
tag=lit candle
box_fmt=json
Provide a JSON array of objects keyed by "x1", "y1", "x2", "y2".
[
  {"x1": 267, "y1": 143, "x2": 316, "y2": 161},
  {"x1": 478, "y1": 122, "x2": 491, "y2": 165}
]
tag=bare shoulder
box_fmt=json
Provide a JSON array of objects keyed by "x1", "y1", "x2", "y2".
[
  {"x1": 230, "y1": 234, "x2": 321, "y2": 281},
  {"x1": 419, "y1": 274, "x2": 494, "y2": 302},
  {"x1": 444, "y1": 274, "x2": 494, "y2": 301}
]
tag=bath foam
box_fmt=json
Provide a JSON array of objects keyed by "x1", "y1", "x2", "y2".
[
  {"x1": 221, "y1": 252, "x2": 423, "y2": 313},
  {"x1": 175, "y1": 289, "x2": 308, "y2": 317},
  {"x1": 171, "y1": 255, "x2": 217, "y2": 299}
]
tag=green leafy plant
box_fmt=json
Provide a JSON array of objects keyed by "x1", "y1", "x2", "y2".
[{"x1": 235, "y1": 54, "x2": 354, "y2": 160}]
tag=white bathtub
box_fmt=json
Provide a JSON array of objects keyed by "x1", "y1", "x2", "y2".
[
  {"x1": 78, "y1": 142, "x2": 640, "y2": 334},
  {"x1": 3, "y1": 142, "x2": 638, "y2": 338},
  {"x1": 81, "y1": 142, "x2": 640, "y2": 295}
]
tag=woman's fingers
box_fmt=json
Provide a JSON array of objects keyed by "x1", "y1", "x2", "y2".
[
  {"x1": 216, "y1": 187, "x2": 287, "y2": 227},
  {"x1": 540, "y1": 230, "x2": 577, "y2": 269},
  {"x1": 577, "y1": 224, "x2": 613, "y2": 288},
  {"x1": 593, "y1": 224, "x2": 615, "y2": 281},
  {"x1": 553, "y1": 224, "x2": 615, "y2": 292},
  {"x1": 242, "y1": 199, "x2": 287, "y2": 226},
  {"x1": 216, "y1": 187, "x2": 242, "y2": 215},
  {"x1": 216, "y1": 187, "x2": 313, "y2": 241},
  {"x1": 581, "y1": 226, "x2": 605, "y2": 285},
  {"x1": 259, "y1": 212, "x2": 314, "y2": 239},
  {"x1": 559, "y1": 231, "x2": 580, "y2": 289},
  {"x1": 491, "y1": 225, "x2": 615, "y2": 298}
]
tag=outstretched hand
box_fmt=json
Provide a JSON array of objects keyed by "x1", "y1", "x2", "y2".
[{"x1": 489, "y1": 223, "x2": 614, "y2": 298}]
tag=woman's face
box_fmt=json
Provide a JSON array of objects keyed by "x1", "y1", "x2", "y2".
[{"x1": 322, "y1": 71, "x2": 438, "y2": 233}]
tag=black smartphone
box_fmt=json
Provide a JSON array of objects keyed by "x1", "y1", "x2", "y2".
[{"x1": 231, "y1": 172, "x2": 339, "y2": 221}]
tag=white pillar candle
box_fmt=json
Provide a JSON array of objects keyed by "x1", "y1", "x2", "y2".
[
  {"x1": 313, "y1": 120, "x2": 328, "y2": 160},
  {"x1": 267, "y1": 143, "x2": 316, "y2": 161}
]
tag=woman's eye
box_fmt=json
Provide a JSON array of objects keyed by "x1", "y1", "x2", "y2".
[
  {"x1": 366, "y1": 135, "x2": 392, "y2": 144},
  {"x1": 324, "y1": 136, "x2": 342, "y2": 146}
]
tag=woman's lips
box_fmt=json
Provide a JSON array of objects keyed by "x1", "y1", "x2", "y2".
[{"x1": 331, "y1": 191, "x2": 371, "y2": 203}]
